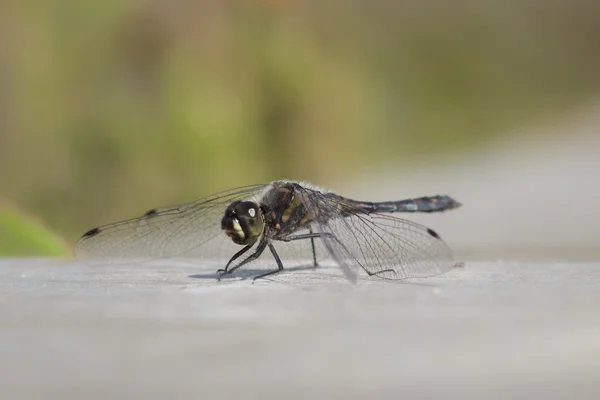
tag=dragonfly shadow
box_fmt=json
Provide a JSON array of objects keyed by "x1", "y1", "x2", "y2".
[
  {"x1": 187, "y1": 264, "x2": 443, "y2": 287},
  {"x1": 384, "y1": 279, "x2": 439, "y2": 288},
  {"x1": 188, "y1": 264, "x2": 318, "y2": 281}
]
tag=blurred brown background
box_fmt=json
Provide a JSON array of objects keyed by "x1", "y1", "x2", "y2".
[{"x1": 1, "y1": 0, "x2": 599, "y2": 247}]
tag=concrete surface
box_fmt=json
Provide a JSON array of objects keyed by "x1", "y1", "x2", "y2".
[{"x1": 1, "y1": 258, "x2": 600, "y2": 400}]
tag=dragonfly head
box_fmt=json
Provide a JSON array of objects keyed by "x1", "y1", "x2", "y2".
[{"x1": 221, "y1": 200, "x2": 264, "y2": 245}]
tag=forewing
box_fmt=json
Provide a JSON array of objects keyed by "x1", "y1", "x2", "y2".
[
  {"x1": 74, "y1": 184, "x2": 267, "y2": 265},
  {"x1": 301, "y1": 188, "x2": 456, "y2": 281}
]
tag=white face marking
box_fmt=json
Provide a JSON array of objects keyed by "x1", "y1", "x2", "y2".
[
  {"x1": 248, "y1": 208, "x2": 256, "y2": 218},
  {"x1": 232, "y1": 218, "x2": 245, "y2": 239}
]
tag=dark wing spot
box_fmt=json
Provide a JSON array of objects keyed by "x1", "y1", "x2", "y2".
[
  {"x1": 143, "y1": 208, "x2": 158, "y2": 218},
  {"x1": 427, "y1": 228, "x2": 441, "y2": 239},
  {"x1": 81, "y1": 227, "x2": 101, "y2": 238}
]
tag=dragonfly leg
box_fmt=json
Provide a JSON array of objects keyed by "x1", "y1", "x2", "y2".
[
  {"x1": 281, "y1": 233, "x2": 322, "y2": 241},
  {"x1": 280, "y1": 231, "x2": 326, "y2": 268},
  {"x1": 252, "y1": 242, "x2": 285, "y2": 281},
  {"x1": 366, "y1": 268, "x2": 395, "y2": 277},
  {"x1": 283, "y1": 231, "x2": 363, "y2": 280},
  {"x1": 309, "y1": 226, "x2": 318, "y2": 267},
  {"x1": 217, "y1": 240, "x2": 264, "y2": 279}
]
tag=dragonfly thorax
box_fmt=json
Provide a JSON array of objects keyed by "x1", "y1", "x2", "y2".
[{"x1": 221, "y1": 200, "x2": 264, "y2": 245}]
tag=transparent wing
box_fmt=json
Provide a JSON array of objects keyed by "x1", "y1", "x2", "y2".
[
  {"x1": 74, "y1": 184, "x2": 268, "y2": 265},
  {"x1": 300, "y1": 187, "x2": 456, "y2": 281}
]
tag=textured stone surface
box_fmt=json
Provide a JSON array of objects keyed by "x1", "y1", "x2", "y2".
[{"x1": 1, "y1": 258, "x2": 599, "y2": 399}]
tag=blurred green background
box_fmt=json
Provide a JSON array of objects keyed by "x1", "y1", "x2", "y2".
[{"x1": 1, "y1": 0, "x2": 599, "y2": 254}]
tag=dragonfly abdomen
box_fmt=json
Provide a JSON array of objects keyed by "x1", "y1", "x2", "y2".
[{"x1": 371, "y1": 195, "x2": 461, "y2": 213}]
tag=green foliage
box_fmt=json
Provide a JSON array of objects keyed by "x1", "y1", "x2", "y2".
[{"x1": 0, "y1": 203, "x2": 70, "y2": 257}]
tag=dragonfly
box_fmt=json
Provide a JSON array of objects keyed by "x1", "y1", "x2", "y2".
[{"x1": 74, "y1": 180, "x2": 462, "y2": 282}]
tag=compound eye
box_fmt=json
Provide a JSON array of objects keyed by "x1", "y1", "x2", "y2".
[
  {"x1": 236, "y1": 201, "x2": 260, "y2": 221},
  {"x1": 224, "y1": 200, "x2": 242, "y2": 217},
  {"x1": 236, "y1": 201, "x2": 263, "y2": 238}
]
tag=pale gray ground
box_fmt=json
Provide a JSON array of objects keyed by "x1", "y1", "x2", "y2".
[
  {"x1": 3, "y1": 106, "x2": 600, "y2": 399},
  {"x1": 1, "y1": 259, "x2": 600, "y2": 400}
]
